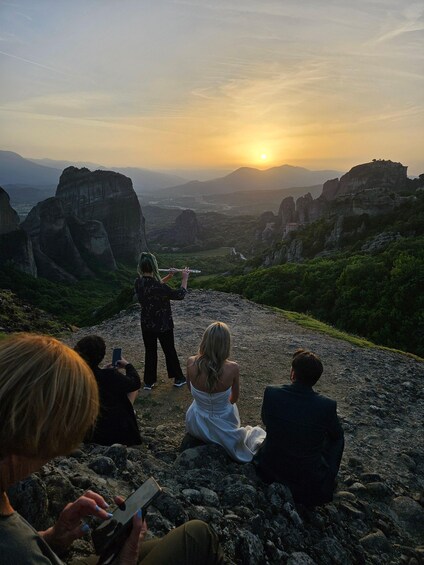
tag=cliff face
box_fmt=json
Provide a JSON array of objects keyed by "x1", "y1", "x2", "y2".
[
  {"x1": 172, "y1": 209, "x2": 201, "y2": 246},
  {"x1": 56, "y1": 167, "x2": 146, "y2": 263},
  {"x1": 257, "y1": 160, "x2": 415, "y2": 263},
  {"x1": 20, "y1": 167, "x2": 144, "y2": 282},
  {"x1": 149, "y1": 209, "x2": 203, "y2": 249},
  {"x1": 328, "y1": 160, "x2": 408, "y2": 200},
  {"x1": 22, "y1": 198, "x2": 94, "y2": 282},
  {"x1": 0, "y1": 187, "x2": 37, "y2": 276}
]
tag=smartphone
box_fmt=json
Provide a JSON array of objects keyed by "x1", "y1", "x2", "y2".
[
  {"x1": 92, "y1": 477, "x2": 162, "y2": 565},
  {"x1": 111, "y1": 347, "x2": 122, "y2": 367}
]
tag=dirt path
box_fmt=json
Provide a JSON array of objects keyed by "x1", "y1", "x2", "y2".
[{"x1": 70, "y1": 289, "x2": 424, "y2": 493}]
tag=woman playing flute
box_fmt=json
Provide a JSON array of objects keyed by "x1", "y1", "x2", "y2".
[{"x1": 134, "y1": 252, "x2": 189, "y2": 390}]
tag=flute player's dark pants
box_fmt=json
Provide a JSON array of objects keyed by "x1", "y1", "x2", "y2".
[{"x1": 142, "y1": 328, "x2": 185, "y2": 385}]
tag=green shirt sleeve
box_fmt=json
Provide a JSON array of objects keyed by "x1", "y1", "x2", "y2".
[{"x1": 0, "y1": 512, "x2": 64, "y2": 564}]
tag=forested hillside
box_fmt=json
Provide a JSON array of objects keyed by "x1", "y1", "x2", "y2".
[{"x1": 193, "y1": 193, "x2": 424, "y2": 357}]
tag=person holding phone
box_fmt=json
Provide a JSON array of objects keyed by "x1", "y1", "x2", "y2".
[
  {"x1": 0, "y1": 333, "x2": 225, "y2": 564},
  {"x1": 74, "y1": 335, "x2": 142, "y2": 446},
  {"x1": 134, "y1": 252, "x2": 189, "y2": 390}
]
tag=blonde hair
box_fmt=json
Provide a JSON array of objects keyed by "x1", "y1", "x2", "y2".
[
  {"x1": 0, "y1": 333, "x2": 99, "y2": 459},
  {"x1": 195, "y1": 322, "x2": 231, "y2": 392}
]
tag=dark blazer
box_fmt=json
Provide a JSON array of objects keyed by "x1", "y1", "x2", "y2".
[
  {"x1": 255, "y1": 381, "x2": 344, "y2": 505},
  {"x1": 86, "y1": 364, "x2": 142, "y2": 446}
]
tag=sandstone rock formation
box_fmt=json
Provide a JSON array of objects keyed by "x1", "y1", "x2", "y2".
[
  {"x1": 171, "y1": 209, "x2": 201, "y2": 246},
  {"x1": 321, "y1": 159, "x2": 408, "y2": 201},
  {"x1": 56, "y1": 167, "x2": 146, "y2": 263},
  {"x1": 278, "y1": 196, "x2": 296, "y2": 226},
  {"x1": 67, "y1": 216, "x2": 116, "y2": 271},
  {"x1": 20, "y1": 167, "x2": 145, "y2": 282},
  {"x1": 0, "y1": 186, "x2": 37, "y2": 276},
  {"x1": 149, "y1": 208, "x2": 203, "y2": 249},
  {"x1": 255, "y1": 211, "x2": 279, "y2": 245},
  {"x1": 257, "y1": 160, "x2": 417, "y2": 265},
  {"x1": 22, "y1": 198, "x2": 94, "y2": 282}
]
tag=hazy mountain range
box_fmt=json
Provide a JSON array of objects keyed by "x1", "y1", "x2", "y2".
[
  {"x1": 0, "y1": 151, "x2": 186, "y2": 192},
  {"x1": 1, "y1": 150, "x2": 342, "y2": 189},
  {"x1": 162, "y1": 165, "x2": 342, "y2": 196}
]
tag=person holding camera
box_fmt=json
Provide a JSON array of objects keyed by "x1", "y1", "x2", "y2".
[{"x1": 0, "y1": 333, "x2": 225, "y2": 564}]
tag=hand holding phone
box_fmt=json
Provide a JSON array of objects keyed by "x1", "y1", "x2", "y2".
[
  {"x1": 92, "y1": 477, "x2": 162, "y2": 565},
  {"x1": 116, "y1": 511, "x2": 147, "y2": 565},
  {"x1": 112, "y1": 348, "x2": 122, "y2": 367}
]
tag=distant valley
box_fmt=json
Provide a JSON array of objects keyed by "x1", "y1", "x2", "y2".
[
  {"x1": 1, "y1": 150, "x2": 336, "y2": 217},
  {"x1": 0, "y1": 155, "x2": 423, "y2": 356}
]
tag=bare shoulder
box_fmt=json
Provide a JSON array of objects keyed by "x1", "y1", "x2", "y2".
[
  {"x1": 225, "y1": 360, "x2": 239, "y2": 375},
  {"x1": 187, "y1": 355, "x2": 197, "y2": 374}
]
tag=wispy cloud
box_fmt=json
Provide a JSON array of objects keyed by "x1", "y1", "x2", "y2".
[
  {"x1": 0, "y1": 49, "x2": 68, "y2": 76},
  {"x1": 368, "y1": 3, "x2": 424, "y2": 45}
]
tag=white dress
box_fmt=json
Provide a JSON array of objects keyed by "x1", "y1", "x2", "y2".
[{"x1": 185, "y1": 384, "x2": 266, "y2": 463}]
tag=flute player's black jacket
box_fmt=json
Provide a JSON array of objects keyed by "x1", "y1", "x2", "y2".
[{"x1": 134, "y1": 275, "x2": 187, "y2": 332}]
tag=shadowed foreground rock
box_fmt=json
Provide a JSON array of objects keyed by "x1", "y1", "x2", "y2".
[{"x1": 9, "y1": 424, "x2": 424, "y2": 565}]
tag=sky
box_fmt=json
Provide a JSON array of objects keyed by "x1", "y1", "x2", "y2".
[{"x1": 0, "y1": 0, "x2": 423, "y2": 175}]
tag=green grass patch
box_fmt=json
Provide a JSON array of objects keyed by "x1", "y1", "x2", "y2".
[{"x1": 277, "y1": 308, "x2": 424, "y2": 361}]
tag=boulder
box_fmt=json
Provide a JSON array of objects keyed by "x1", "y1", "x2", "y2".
[
  {"x1": 359, "y1": 529, "x2": 391, "y2": 554},
  {"x1": 390, "y1": 496, "x2": 424, "y2": 541}
]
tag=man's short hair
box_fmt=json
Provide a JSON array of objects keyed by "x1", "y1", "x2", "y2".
[
  {"x1": 75, "y1": 335, "x2": 106, "y2": 369},
  {"x1": 292, "y1": 349, "x2": 323, "y2": 386}
]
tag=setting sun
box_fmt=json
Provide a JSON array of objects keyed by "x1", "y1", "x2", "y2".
[{"x1": 261, "y1": 153, "x2": 268, "y2": 161}]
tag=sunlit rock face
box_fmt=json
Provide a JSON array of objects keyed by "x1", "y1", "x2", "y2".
[
  {"x1": 0, "y1": 186, "x2": 37, "y2": 276},
  {"x1": 56, "y1": 167, "x2": 146, "y2": 263},
  {"x1": 322, "y1": 160, "x2": 408, "y2": 201}
]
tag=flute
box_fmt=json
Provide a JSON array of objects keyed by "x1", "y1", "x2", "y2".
[{"x1": 159, "y1": 268, "x2": 202, "y2": 274}]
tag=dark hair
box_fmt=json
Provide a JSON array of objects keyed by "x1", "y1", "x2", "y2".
[
  {"x1": 291, "y1": 348, "x2": 323, "y2": 386},
  {"x1": 75, "y1": 335, "x2": 106, "y2": 369}
]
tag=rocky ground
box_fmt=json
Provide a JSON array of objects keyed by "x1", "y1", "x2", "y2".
[{"x1": 10, "y1": 290, "x2": 424, "y2": 564}]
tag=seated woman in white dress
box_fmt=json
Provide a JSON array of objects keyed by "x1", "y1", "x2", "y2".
[{"x1": 185, "y1": 321, "x2": 266, "y2": 463}]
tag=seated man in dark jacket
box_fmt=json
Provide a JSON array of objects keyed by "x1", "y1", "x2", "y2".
[{"x1": 254, "y1": 349, "x2": 344, "y2": 506}]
